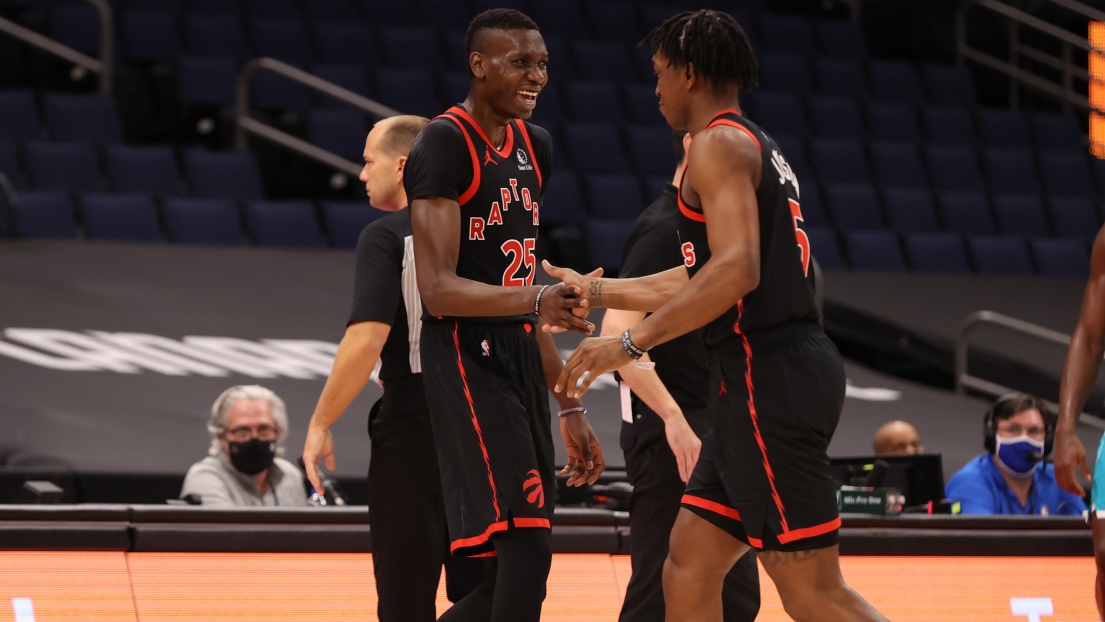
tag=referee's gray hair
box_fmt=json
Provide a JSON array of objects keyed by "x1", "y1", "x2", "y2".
[{"x1": 207, "y1": 385, "x2": 288, "y2": 457}]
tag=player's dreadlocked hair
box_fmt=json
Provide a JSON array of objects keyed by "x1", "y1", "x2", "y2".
[
  {"x1": 465, "y1": 9, "x2": 541, "y2": 76},
  {"x1": 642, "y1": 10, "x2": 759, "y2": 91}
]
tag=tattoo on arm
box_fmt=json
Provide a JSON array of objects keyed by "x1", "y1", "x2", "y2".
[
  {"x1": 589, "y1": 279, "x2": 603, "y2": 307},
  {"x1": 639, "y1": 330, "x2": 667, "y2": 350}
]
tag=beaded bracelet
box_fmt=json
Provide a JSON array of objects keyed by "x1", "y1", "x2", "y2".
[
  {"x1": 558, "y1": 406, "x2": 586, "y2": 417},
  {"x1": 534, "y1": 284, "x2": 552, "y2": 314}
]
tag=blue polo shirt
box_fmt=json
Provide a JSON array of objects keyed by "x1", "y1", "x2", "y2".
[{"x1": 945, "y1": 454, "x2": 1086, "y2": 516}]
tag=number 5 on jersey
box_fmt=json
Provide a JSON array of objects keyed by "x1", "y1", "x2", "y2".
[
  {"x1": 789, "y1": 199, "x2": 811, "y2": 277},
  {"x1": 502, "y1": 238, "x2": 536, "y2": 286}
]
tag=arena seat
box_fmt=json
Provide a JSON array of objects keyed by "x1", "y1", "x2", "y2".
[
  {"x1": 177, "y1": 57, "x2": 238, "y2": 107},
  {"x1": 246, "y1": 200, "x2": 326, "y2": 248},
  {"x1": 12, "y1": 191, "x2": 80, "y2": 239},
  {"x1": 925, "y1": 145, "x2": 985, "y2": 193},
  {"x1": 748, "y1": 92, "x2": 807, "y2": 138},
  {"x1": 564, "y1": 82, "x2": 623, "y2": 124},
  {"x1": 982, "y1": 148, "x2": 1041, "y2": 195},
  {"x1": 375, "y1": 69, "x2": 441, "y2": 118},
  {"x1": 379, "y1": 27, "x2": 442, "y2": 71},
  {"x1": 0, "y1": 90, "x2": 40, "y2": 140},
  {"x1": 1030, "y1": 238, "x2": 1090, "y2": 279},
  {"x1": 184, "y1": 149, "x2": 264, "y2": 201},
  {"x1": 812, "y1": 138, "x2": 872, "y2": 185},
  {"x1": 867, "y1": 102, "x2": 921, "y2": 142},
  {"x1": 120, "y1": 10, "x2": 180, "y2": 64},
  {"x1": 0, "y1": 139, "x2": 24, "y2": 188},
  {"x1": 49, "y1": 2, "x2": 101, "y2": 56},
  {"x1": 921, "y1": 64, "x2": 976, "y2": 107},
  {"x1": 307, "y1": 109, "x2": 369, "y2": 161},
  {"x1": 303, "y1": 0, "x2": 361, "y2": 23},
  {"x1": 903, "y1": 232, "x2": 971, "y2": 273},
  {"x1": 626, "y1": 125, "x2": 676, "y2": 176},
  {"x1": 813, "y1": 58, "x2": 868, "y2": 99},
  {"x1": 313, "y1": 23, "x2": 376, "y2": 67},
  {"x1": 585, "y1": 218, "x2": 635, "y2": 273},
  {"x1": 1049, "y1": 197, "x2": 1099, "y2": 244},
  {"x1": 1038, "y1": 150, "x2": 1095, "y2": 197},
  {"x1": 921, "y1": 105, "x2": 977, "y2": 145},
  {"x1": 883, "y1": 188, "x2": 941, "y2": 233},
  {"x1": 585, "y1": 174, "x2": 643, "y2": 220},
  {"x1": 411, "y1": 0, "x2": 470, "y2": 31},
  {"x1": 163, "y1": 197, "x2": 246, "y2": 246},
  {"x1": 967, "y1": 235, "x2": 1034, "y2": 275},
  {"x1": 312, "y1": 65, "x2": 372, "y2": 107},
  {"x1": 871, "y1": 141, "x2": 928, "y2": 189},
  {"x1": 806, "y1": 227, "x2": 846, "y2": 269},
  {"x1": 243, "y1": 0, "x2": 298, "y2": 17},
  {"x1": 992, "y1": 194, "x2": 1051, "y2": 237},
  {"x1": 977, "y1": 108, "x2": 1032, "y2": 148},
  {"x1": 249, "y1": 18, "x2": 314, "y2": 67},
  {"x1": 583, "y1": 1, "x2": 641, "y2": 41},
  {"x1": 79, "y1": 193, "x2": 164, "y2": 242},
  {"x1": 531, "y1": 0, "x2": 588, "y2": 40},
  {"x1": 843, "y1": 230, "x2": 905, "y2": 271},
  {"x1": 249, "y1": 69, "x2": 310, "y2": 111},
  {"x1": 43, "y1": 94, "x2": 124, "y2": 144},
  {"x1": 824, "y1": 183, "x2": 885, "y2": 230},
  {"x1": 106, "y1": 145, "x2": 183, "y2": 196},
  {"x1": 571, "y1": 41, "x2": 638, "y2": 83},
  {"x1": 183, "y1": 14, "x2": 250, "y2": 60},
  {"x1": 322, "y1": 201, "x2": 384, "y2": 249},
  {"x1": 541, "y1": 171, "x2": 587, "y2": 227},
  {"x1": 1028, "y1": 111, "x2": 1084, "y2": 151},
  {"x1": 759, "y1": 53, "x2": 814, "y2": 95},
  {"x1": 809, "y1": 96, "x2": 864, "y2": 138},
  {"x1": 758, "y1": 14, "x2": 816, "y2": 57},
  {"x1": 25, "y1": 141, "x2": 103, "y2": 193},
  {"x1": 869, "y1": 60, "x2": 924, "y2": 104},
  {"x1": 563, "y1": 123, "x2": 629, "y2": 173},
  {"x1": 359, "y1": 0, "x2": 420, "y2": 27},
  {"x1": 814, "y1": 20, "x2": 868, "y2": 59}
]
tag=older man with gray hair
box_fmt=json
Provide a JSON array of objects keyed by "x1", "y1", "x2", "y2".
[{"x1": 181, "y1": 384, "x2": 307, "y2": 506}]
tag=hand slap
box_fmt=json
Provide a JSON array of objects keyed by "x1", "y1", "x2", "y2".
[
  {"x1": 537, "y1": 282, "x2": 594, "y2": 335},
  {"x1": 554, "y1": 336, "x2": 632, "y2": 399}
]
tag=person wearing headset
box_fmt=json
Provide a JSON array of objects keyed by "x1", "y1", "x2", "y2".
[{"x1": 945, "y1": 393, "x2": 1086, "y2": 516}]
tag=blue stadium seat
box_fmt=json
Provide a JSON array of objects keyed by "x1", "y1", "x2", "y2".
[
  {"x1": 967, "y1": 235, "x2": 1034, "y2": 275},
  {"x1": 938, "y1": 191, "x2": 995, "y2": 235},
  {"x1": 24, "y1": 142, "x2": 102, "y2": 192},
  {"x1": 184, "y1": 149, "x2": 264, "y2": 201},
  {"x1": 531, "y1": 0, "x2": 587, "y2": 40},
  {"x1": 441, "y1": 31, "x2": 469, "y2": 72},
  {"x1": 250, "y1": 70, "x2": 310, "y2": 111},
  {"x1": 50, "y1": 3, "x2": 101, "y2": 56},
  {"x1": 565, "y1": 82, "x2": 622, "y2": 124},
  {"x1": 1038, "y1": 150, "x2": 1094, "y2": 198},
  {"x1": 0, "y1": 90, "x2": 40, "y2": 141},
  {"x1": 183, "y1": 14, "x2": 249, "y2": 60},
  {"x1": 12, "y1": 191, "x2": 79, "y2": 239},
  {"x1": 811, "y1": 139, "x2": 872, "y2": 185},
  {"x1": 359, "y1": 0, "x2": 420, "y2": 27},
  {"x1": 1093, "y1": 159, "x2": 1105, "y2": 196},
  {"x1": 185, "y1": 0, "x2": 239, "y2": 13},
  {"x1": 440, "y1": 72, "x2": 471, "y2": 108},
  {"x1": 824, "y1": 184, "x2": 884, "y2": 230},
  {"x1": 380, "y1": 28, "x2": 443, "y2": 71},
  {"x1": 758, "y1": 14, "x2": 816, "y2": 57},
  {"x1": 247, "y1": 201, "x2": 326, "y2": 248},
  {"x1": 809, "y1": 97, "x2": 863, "y2": 138},
  {"x1": 745, "y1": 95, "x2": 804, "y2": 140},
  {"x1": 869, "y1": 61, "x2": 924, "y2": 104},
  {"x1": 586, "y1": 218, "x2": 635, "y2": 274},
  {"x1": 303, "y1": 0, "x2": 362, "y2": 22},
  {"x1": 250, "y1": 18, "x2": 314, "y2": 67},
  {"x1": 806, "y1": 226, "x2": 846, "y2": 269},
  {"x1": 572, "y1": 41, "x2": 636, "y2": 82},
  {"x1": 883, "y1": 188, "x2": 940, "y2": 233},
  {"x1": 871, "y1": 141, "x2": 928, "y2": 189},
  {"x1": 921, "y1": 64, "x2": 976, "y2": 107},
  {"x1": 312, "y1": 65, "x2": 371, "y2": 107},
  {"x1": 541, "y1": 171, "x2": 586, "y2": 226},
  {"x1": 982, "y1": 148, "x2": 1040, "y2": 195},
  {"x1": 993, "y1": 195, "x2": 1050, "y2": 237},
  {"x1": 1049, "y1": 197, "x2": 1099, "y2": 245},
  {"x1": 795, "y1": 183, "x2": 828, "y2": 227},
  {"x1": 922, "y1": 105, "x2": 977, "y2": 145},
  {"x1": 1031, "y1": 238, "x2": 1089, "y2": 279},
  {"x1": 584, "y1": 1, "x2": 641, "y2": 40},
  {"x1": 106, "y1": 145, "x2": 182, "y2": 196},
  {"x1": 43, "y1": 94, "x2": 124, "y2": 144},
  {"x1": 322, "y1": 201, "x2": 384, "y2": 249},
  {"x1": 314, "y1": 23, "x2": 375, "y2": 67},
  {"x1": 307, "y1": 109, "x2": 369, "y2": 161},
  {"x1": 977, "y1": 109, "x2": 1031, "y2": 148},
  {"x1": 529, "y1": 82, "x2": 563, "y2": 125},
  {"x1": 0, "y1": 139, "x2": 22, "y2": 188},
  {"x1": 177, "y1": 57, "x2": 237, "y2": 108},
  {"x1": 813, "y1": 58, "x2": 867, "y2": 99},
  {"x1": 627, "y1": 126, "x2": 677, "y2": 176},
  {"x1": 904, "y1": 233, "x2": 970, "y2": 273},
  {"x1": 564, "y1": 123, "x2": 629, "y2": 173},
  {"x1": 844, "y1": 230, "x2": 905, "y2": 271},
  {"x1": 79, "y1": 193, "x2": 164, "y2": 242},
  {"x1": 925, "y1": 145, "x2": 984, "y2": 193},
  {"x1": 120, "y1": 10, "x2": 179, "y2": 63},
  {"x1": 411, "y1": 0, "x2": 468, "y2": 31},
  {"x1": 376, "y1": 69, "x2": 441, "y2": 118},
  {"x1": 1028, "y1": 112, "x2": 1084, "y2": 151},
  {"x1": 243, "y1": 0, "x2": 297, "y2": 17},
  {"x1": 645, "y1": 177, "x2": 669, "y2": 202},
  {"x1": 759, "y1": 54, "x2": 814, "y2": 94},
  {"x1": 585, "y1": 174, "x2": 643, "y2": 220},
  {"x1": 867, "y1": 102, "x2": 920, "y2": 142},
  {"x1": 163, "y1": 197, "x2": 246, "y2": 245},
  {"x1": 814, "y1": 20, "x2": 867, "y2": 58}
]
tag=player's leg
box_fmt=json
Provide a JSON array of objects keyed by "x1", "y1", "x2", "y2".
[
  {"x1": 760, "y1": 545, "x2": 886, "y2": 622},
  {"x1": 489, "y1": 525, "x2": 553, "y2": 621},
  {"x1": 443, "y1": 545, "x2": 489, "y2": 604},
  {"x1": 721, "y1": 549, "x2": 760, "y2": 621},
  {"x1": 664, "y1": 508, "x2": 751, "y2": 621}
]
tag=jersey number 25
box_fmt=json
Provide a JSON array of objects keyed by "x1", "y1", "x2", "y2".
[{"x1": 502, "y1": 238, "x2": 536, "y2": 286}]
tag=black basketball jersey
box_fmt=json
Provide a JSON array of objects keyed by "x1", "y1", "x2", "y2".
[
  {"x1": 676, "y1": 110, "x2": 819, "y2": 348},
  {"x1": 404, "y1": 105, "x2": 550, "y2": 325}
]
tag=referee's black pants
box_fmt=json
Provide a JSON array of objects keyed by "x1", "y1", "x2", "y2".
[
  {"x1": 619, "y1": 415, "x2": 760, "y2": 622},
  {"x1": 368, "y1": 380, "x2": 487, "y2": 622}
]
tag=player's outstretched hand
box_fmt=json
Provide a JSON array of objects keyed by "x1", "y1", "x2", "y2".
[
  {"x1": 559, "y1": 412, "x2": 605, "y2": 486},
  {"x1": 555, "y1": 336, "x2": 631, "y2": 399},
  {"x1": 537, "y1": 282, "x2": 594, "y2": 335},
  {"x1": 665, "y1": 415, "x2": 702, "y2": 483},
  {"x1": 302, "y1": 424, "x2": 336, "y2": 495},
  {"x1": 1053, "y1": 427, "x2": 1090, "y2": 497},
  {"x1": 541, "y1": 261, "x2": 602, "y2": 334}
]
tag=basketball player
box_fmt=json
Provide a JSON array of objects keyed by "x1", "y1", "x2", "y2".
[
  {"x1": 302, "y1": 115, "x2": 485, "y2": 622},
  {"x1": 600, "y1": 130, "x2": 759, "y2": 622},
  {"x1": 546, "y1": 10, "x2": 888, "y2": 621},
  {"x1": 404, "y1": 9, "x2": 605, "y2": 621},
  {"x1": 1054, "y1": 223, "x2": 1105, "y2": 616}
]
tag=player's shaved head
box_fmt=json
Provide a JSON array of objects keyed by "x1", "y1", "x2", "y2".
[
  {"x1": 464, "y1": 8, "x2": 540, "y2": 76},
  {"x1": 373, "y1": 115, "x2": 429, "y2": 159}
]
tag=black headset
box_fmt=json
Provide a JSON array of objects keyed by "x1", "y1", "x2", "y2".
[{"x1": 982, "y1": 392, "x2": 1056, "y2": 456}]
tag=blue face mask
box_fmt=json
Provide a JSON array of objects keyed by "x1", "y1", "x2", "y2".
[{"x1": 994, "y1": 434, "x2": 1044, "y2": 478}]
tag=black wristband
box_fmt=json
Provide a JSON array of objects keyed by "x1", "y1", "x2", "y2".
[
  {"x1": 534, "y1": 284, "x2": 552, "y2": 314},
  {"x1": 622, "y1": 328, "x2": 646, "y2": 360}
]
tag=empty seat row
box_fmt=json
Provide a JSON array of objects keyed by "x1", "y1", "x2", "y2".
[
  {"x1": 0, "y1": 91, "x2": 124, "y2": 143},
  {"x1": 8, "y1": 192, "x2": 381, "y2": 249},
  {"x1": 757, "y1": 56, "x2": 974, "y2": 107}
]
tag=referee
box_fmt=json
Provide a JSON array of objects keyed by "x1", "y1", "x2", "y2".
[
  {"x1": 600, "y1": 131, "x2": 760, "y2": 622},
  {"x1": 302, "y1": 115, "x2": 484, "y2": 622}
]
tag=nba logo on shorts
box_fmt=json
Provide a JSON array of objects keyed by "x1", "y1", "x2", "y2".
[{"x1": 481, "y1": 339, "x2": 491, "y2": 357}]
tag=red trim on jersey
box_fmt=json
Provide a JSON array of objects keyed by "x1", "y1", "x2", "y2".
[
  {"x1": 776, "y1": 516, "x2": 842, "y2": 544},
  {"x1": 438, "y1": 113, "x2": 481, "y2": 206},
  {"x1": 676, "y1": 167, "x2": 706, "y2": 223},
  {"x1": 452, "y1": 322, "x2": 502, "y2": 523},
  {"x1": 711, "y1": 108, "x2": 744, "y2": 119},
  {"x1": 514, "y1": 119, "x2": 543, "y2": 191},
  {"x1": 706, "y1": 118, "x2": 762, "y2": 152},
  {"x1": 682, "y1": 494, "x2": 741, "y2": 521},
  {"x1": 735, "y1": 301, "x2": 790, "y2": 533},
  {"x1": 450, "y1": 520, "x2": 508, "y2": 554},
  {"x1": 512, "y1": 517, "x2": 552, "y2": 529},
  {"x1": 449, "y1": 106, "x2": 515, "y2": 158},
  {"x1": 472, "y1": 551, "x2": 499, "y2": 558}
]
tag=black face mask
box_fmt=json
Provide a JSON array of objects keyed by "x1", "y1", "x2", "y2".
[{"x1": 228, "y1": 439, "x2": 276, "y2": 475}]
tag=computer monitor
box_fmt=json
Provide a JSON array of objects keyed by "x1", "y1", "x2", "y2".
[{"x1": 829, "y1": 453, "x2": 946, "y2": 509}]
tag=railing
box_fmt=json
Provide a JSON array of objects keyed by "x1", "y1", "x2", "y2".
[
  {"x1": 0, "y1": 0, "x2": 113, "y2": 93},
  {"x1": 234, "y1": 57, "x2": 401, "y2": 179},
  {"x1": 956, "y1": 0, "x2": 1098, "y2": 111}
]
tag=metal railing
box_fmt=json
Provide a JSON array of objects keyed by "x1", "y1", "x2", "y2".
[
  {"x1": 956, "y1": 0, "x2": 1096, "y2": 111},
  {"x1": 0, "y1": 0, "x2": 113, "y2": 93},
  {"x1": 234, "y1": 57, "x2": 401, "y2": 178}
]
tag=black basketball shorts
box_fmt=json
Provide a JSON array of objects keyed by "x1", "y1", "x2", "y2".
[
  {"x1": 682, "y1": 323, "x2": 846, "y2": 552},
  {"x1": 420, "y1": 321, "x2": 555, "y2": 558}
]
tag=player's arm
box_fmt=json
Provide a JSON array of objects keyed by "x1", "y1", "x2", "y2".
[
  {"x1": 303, "y1": 321, "x2": 389, "y2": 493},
  {"x1": 411, "y1": 195, "x2": 593, "y2": 334},
  {"x1": 535, "y1": 330, "x2": 604, "y2": 486},
  {"x1": 1055, "y1": 224, "x2": 1105, "y2": 495},
  {"x1": 543, "y1": 261, "x2": 688, "y2": 313},
  {"x1": 599, "y1": 309, "x2": 700, "y2": 482}
]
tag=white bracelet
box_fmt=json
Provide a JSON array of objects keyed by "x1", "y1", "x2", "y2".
[
  {"x1": 558, "y1": 406, "x2": 586, "y2": 417},
  {"x1": 634, "y1": 361, "x2": 656, "y2": 370}
]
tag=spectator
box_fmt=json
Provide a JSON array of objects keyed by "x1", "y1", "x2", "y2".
[
  {"x1": 872, "y1": 420, "x2": 924, "y2": 456},
  {"x1": 945, "y1": 393, "x2": 1086, "y2": 516},
  {"x1": 181, "y1": 385, "x2": 307, "y2": 506}
]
